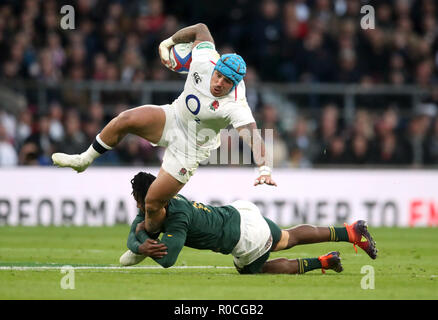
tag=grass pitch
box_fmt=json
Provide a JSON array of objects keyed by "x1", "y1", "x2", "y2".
[{"x1": 0, "y1": 226, "x2": 437, "y2": 300}]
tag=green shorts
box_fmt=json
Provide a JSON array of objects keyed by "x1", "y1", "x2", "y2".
[{"x1": 235, "y1": 217, "x2": 282, "y2": 274}]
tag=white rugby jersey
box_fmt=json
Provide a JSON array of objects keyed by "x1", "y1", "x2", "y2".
[{"x1": 171, "y1": 41, "x2": 255, "y2": 152}]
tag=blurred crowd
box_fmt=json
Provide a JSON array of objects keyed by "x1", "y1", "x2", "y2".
[
  {"x1": 0, "y1": 0, "x2": 437, "y2": 168},
  {"x1": 256, "y1": 99, "x2": 438, "y2": 168}
]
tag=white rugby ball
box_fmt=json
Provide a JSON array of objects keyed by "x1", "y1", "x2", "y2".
[{"x1": 169, "y1": 42, "x2": 193, "y2": 74}]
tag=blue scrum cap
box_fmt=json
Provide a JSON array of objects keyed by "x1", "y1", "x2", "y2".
[{"x1": 214, "y1": 53, "x2": 247, "y2": 90}]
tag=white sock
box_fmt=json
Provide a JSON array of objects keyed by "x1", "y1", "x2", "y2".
[
  {"x1": 81, "y1": 134, "x2": 113, "y2": 163},
  {"x1": 80, "y1": 145, "x2": 101, "y2": 163}
]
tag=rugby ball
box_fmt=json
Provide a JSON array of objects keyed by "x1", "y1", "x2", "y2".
[{"x1": 169, "y1": 42, "x2": 193, "y2": 74}]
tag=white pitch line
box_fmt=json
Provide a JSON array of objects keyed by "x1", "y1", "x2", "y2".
[{"x1": 0, "y1": 265, "x2": 234, "y2": 271}]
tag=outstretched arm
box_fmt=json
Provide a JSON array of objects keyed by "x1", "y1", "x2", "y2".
[
  {"x1": 159, "y1": 23, "x2": 214, "y2": 69},
  {"x1": 236, "y1": 122, "x2": 277, "y2": 186}
]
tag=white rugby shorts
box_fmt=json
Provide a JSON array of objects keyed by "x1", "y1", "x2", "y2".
[
  {"x1": 151, "y1": 104, "x2": 210, "y2": 184},
  {"x1": 230, "y1": 200, "x2": 273, "y2": 268}
]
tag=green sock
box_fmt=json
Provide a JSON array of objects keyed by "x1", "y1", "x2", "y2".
[
  {"x1": 297, "y1": 258, "x2": 322, "y2": 274},
  {"x1": 329, "y1": 226, "x2": 349, "y2": 242}
]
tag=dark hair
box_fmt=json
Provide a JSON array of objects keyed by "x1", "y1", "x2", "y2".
[{"x1": 131, "y1": 172, "x2": 156, "y2": 204}]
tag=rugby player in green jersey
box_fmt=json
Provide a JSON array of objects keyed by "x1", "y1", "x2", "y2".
[{"x1": 120, "y1": 172, "x2": 377, "y2": 274}]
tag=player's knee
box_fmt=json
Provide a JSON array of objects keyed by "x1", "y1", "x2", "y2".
[
  {"x1": 114, "y1": 109, "x2": 135, "y2": 131},
  {"x1": 160, "y1": 260, "x2": 175, "y2": 269}
]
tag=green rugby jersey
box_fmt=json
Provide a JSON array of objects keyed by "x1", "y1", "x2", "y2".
[{"x1": 130, "y1": 194, "x2": 241, "y2": 268}]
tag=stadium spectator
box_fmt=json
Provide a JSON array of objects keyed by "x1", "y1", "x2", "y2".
[
  {"x1": 405, "y1": 103, "x2": 437, "y2": 166},
  {"x1": 294, "y1": 27, "x2": 335, "y2": 83},
  {"x1": 92, "y1": 53, "x2": 108, "y2": 80},
  {"x1": 375, "y1": 106, "x2": 403, "y2": 141},
  {"x1": 414, "y1": 58, "x2": 435, "y2": 87},
  {"x1": 46, "y1": 32, "x2": 66, "y2": 70},
  {"x1": 336, "y1": 48, "x2": 361, "y2": 83},
  {"x1": 82, "y1": 116, "x2": 100, "y2": 145},
  {"x1": 257, "y1": 103, "x2": 289, "y2": 167},
  {"x1": 243, "y1": 66, "x2": 262, "y2": 113},
  {"x1": 120, "y1": 48, "x2": 145, "y2": 83},
  {"x1": 0, "y1": 123, "x2": 17, "y2": 166},
  {"x1": 18, "y1": 141, "x2": 39, "y2": 165},
  {"x1": 117, "y1": 135, "x2": 160, "y2": 166},
  {"x1": 315, "y1": 135, "x2": 348, "y2": 165},
  {"x1": 350, "y1": 109, "x2": 375, "y2": 141},
  {"x1": 287, "y1": 148, "x2": 312, "y2": 168},
  {"x1": 314, "y1": 103, "x2": 342, "y2": 154},
  {"x1": 424, "y1": 116, "x2": 438, "y2": 164},
  {"x1": 359, "y1": 28, "x2": 390, "y2": 83},
  {"x1": 373, "y1": 131, "x2": 407, "y2": 165},
  {"x1": 267, "y1": 130, "x2": 289, "y2": 168},
  {"x1": 15, "y1": 109, "x2": 33, "y2": 148},
  {"x1": 24, "y1": 113, "x2": 56, "y2": 165},
  {"x1": 88, "y1": 102, "x2": 105, "y2": 125},
  {"x1": 57, "y1": 109, "x2": 88, "y2": 155},
  {"x1": 48, "y1": 101, "x2": 65, "y2": 143},
  {"x1": 37, "y1": 48, "x2": 61, "y2": 81},
  {"x1": 251, "y1": 0, "x2": 283, "y2": 81},
  {"x1": 117, "y1": 135, "x2": 143, "y2": 166},
  {"x1": 286, "y1": 115, "x2": 316, "y2": 167},
  {"x1": 0, "y1": 110, "x2": 16, "y2": 142},
  {"x1": 345, "y1": 134, "x2": 372, "y2": 165},
  {"x1": 259, "y1": 103, "x2": 280, "y2": 130}
]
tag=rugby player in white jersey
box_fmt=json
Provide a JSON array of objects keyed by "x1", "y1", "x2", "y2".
[{"x1": 52, "y1": 23, "x2": 276, "y2": 233}]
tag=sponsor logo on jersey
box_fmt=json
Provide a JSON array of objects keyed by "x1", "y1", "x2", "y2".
[
  {"x1": 195, "y1": 42, "x2": 214, "y2": 50},
  {"x1": 209, "y1": 100, "x2": 219, "y2": 111},
  {"x1": 193, "y1": 72, "x2": 201, "y2": 84}
]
